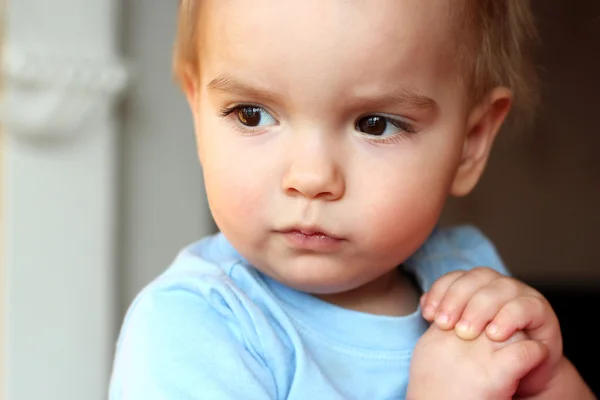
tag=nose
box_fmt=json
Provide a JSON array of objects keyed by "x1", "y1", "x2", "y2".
[{"x1": 281, "y1": 134, "x2": 345, "y2": 201}]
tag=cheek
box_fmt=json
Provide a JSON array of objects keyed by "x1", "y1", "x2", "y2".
[
  {"x1": 351, "y1": 139, "x2": 460, "y2": 253},
  {"x1": 198, "y1": 127, "x2": 274, "y2": 228},
  {"x1": 359, "y1": 178, "x2": 447, "y2": 252}
]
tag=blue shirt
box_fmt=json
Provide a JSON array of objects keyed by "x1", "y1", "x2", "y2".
[{"x1": 109, "y1": 226, "x2": 508, "y2": 400}]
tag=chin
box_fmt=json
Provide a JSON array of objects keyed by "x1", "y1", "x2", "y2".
[{"x1": 267, "y1": 261, "x2": 371, "y2": 295}]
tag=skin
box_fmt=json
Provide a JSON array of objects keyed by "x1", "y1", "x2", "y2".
[
  {"x1": 180, "y1": 0, "x2": 594, "y2": 398},
  {"x1": 419, "y1": 267, "x2": 596, "y2": 399},
  {"x1": 184, "y1": 0, "x2": 511, "y2": 314}
]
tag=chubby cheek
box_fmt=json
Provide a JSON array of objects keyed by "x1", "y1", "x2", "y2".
[
  {"x1": 362, "y1": 183, "x2": 446, "y2": 260},
  {"x1": 205, "y1": 170, "x2": 258, "y2": 228},
  {"x1": 198, "y1": 130, "x2": 273, "y2": 236},
  {"x1": 353, "y1": 147, "x2": 458, "y2": 262}
]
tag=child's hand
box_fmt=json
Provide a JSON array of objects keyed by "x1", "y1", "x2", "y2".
[
  {"x1": 407, "y1": 324, "x2": 547, "y2": 399},
  {"x1": 419, "y1": 267, "x2": 562, "y2": 396}
]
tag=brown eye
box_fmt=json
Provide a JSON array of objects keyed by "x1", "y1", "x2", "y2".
[
  {"x1": 238, "y1": 106, "x2": 263, "y2": 126},
  {"x1": 357, "y1": 116, "x2": 388, "y2": 136}
]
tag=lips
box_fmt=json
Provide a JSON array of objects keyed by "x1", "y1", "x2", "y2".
[
  {"x1": 277, "y1": 226, "x2": 345, "y2": 251},
  {"x1": 280, "y1": 227, "x2": 342, "y2": 240}
]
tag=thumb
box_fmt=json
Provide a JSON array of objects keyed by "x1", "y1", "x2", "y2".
[{"x1": 492, "y1": 340, "x2": 549, "y2": 393}]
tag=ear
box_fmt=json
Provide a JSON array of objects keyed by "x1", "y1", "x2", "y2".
[
  {"x1": 450, "y1": 87, "x2": 513, "y2": 197},
  {"x1": 182, "y1": 68, "x2": 201, "y2": 113},
  {"x1": 181, "y1": 69, "x2": 205, "y2": 166}
]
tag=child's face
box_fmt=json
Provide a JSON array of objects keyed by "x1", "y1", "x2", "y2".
[{"x1": 186, "y1": 0, "x2": 510, "y2": 295}]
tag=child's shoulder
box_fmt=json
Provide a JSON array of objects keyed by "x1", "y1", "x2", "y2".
[
  {"x1": 110, "y1": 233, "x2": 281, "y2": 398},
  {"x1": 405, "y1": 225, "x2": 509, "y2": 291},
  {"x1": 120, "y1": 232, "x2": 263, "y2": 332}
]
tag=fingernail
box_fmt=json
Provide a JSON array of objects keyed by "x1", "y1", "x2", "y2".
[
  {"x1": 456, "y1": 320, "x2": 470, "y2": 334},
  {"x1": 487, "y1": 323, "x2": 499, "y2": 336},
  {"x1": 423, "y1": 305, "x2": 435, "y2": 319},
  {"x1": 436, "y1": 312, "x2": 450, "y2": 327}
]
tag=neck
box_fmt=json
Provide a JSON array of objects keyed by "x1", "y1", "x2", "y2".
[{"x1": 316, "y1": 269, "x2": 420, "y2": 317}]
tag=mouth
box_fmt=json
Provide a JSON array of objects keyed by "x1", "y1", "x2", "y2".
[
  {"x1": 279, "y1": 226, "x2": 343, "y2": 240},
  {"x1": 276, "y1": 226, "x2": 345, "y2": 251}
]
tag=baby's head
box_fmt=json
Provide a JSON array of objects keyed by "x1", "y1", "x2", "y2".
[{"x1": 173, "y1": 0, "x2": 537, "y2": 295}]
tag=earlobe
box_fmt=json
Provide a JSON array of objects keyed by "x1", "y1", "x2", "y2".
[{"x1": 450, "y1": 87, "x2": 513, "y2": 197}]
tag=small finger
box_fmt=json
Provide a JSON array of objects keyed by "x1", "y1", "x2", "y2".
[
  {"x1": 421, "y1": 270, "x2": 465, "y2": 321},
  {"x1": 419, "y1": 292, "x2": 427, "y2": 310},
  {"x1": 486, "y1": 295, "x2": 562, "y2": 366},
  {"x1": 455, "y1": 276, "x2": 525, "y2": 340},
  {"x1": 486, "y1": 295, "x2": 548, "y2": 341},
  {"x1": 434, "y1": 267, "x2": 500, "y2": 330}
]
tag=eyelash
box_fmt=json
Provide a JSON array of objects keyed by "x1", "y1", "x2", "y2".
[
  {"x1": 219, "y1": 105, "x2": 269, "y2": 136},
  {"x1": 218, "y1": 104, "x2": 419, "y2": 143},
  {"x1": 358, "y1": 118, "x2": 418, "y2": 145}
]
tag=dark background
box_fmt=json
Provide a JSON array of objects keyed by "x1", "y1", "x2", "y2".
[{"x1": 441, "y1": 0, "x2": 600, "y2": 393}]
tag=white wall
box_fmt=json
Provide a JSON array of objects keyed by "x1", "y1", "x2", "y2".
[
  {"x1": 2, "y1": 0, "x2": 124, "y2": 399},
  {"x1": 119, "y1": 0, "x2": 214, "y2": 314},
  {"x1": 1, "y1": 1, "x2": 214, "y2": 399}
]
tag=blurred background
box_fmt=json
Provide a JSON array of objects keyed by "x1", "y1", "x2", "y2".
[{"x1": 0, "y1": 1, "x2": 598, "y2": 399}]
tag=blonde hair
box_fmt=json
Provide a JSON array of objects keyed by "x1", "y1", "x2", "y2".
[
  {"x1": 174, "y1": 0, "x2": 539, "y2": 125},
  {"x1": 460, "y1": 0, "x2": 539, "y2": 127},
  {"x1": 174, "y1": 0, "x2": 200, "y2": 87}
]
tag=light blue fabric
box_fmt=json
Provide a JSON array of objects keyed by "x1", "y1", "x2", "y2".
[{"x1": 109, "y1": 226, "x2": 508, "y2": 400}]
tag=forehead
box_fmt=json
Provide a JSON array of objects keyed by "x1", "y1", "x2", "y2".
[{"x1": 199, "y1": 0, "x2": 462, "y2": 104}]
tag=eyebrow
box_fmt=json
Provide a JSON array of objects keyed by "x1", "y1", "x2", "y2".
[
  {"x1": 207, "y1": 73, "x2": 438, "y2": 111},
  {"x1": 370, "y1": 88, "x2": 438, "y2": 111},
  {"x1": 207, "y1": 73, "x2": 280, "y2": 103}
]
